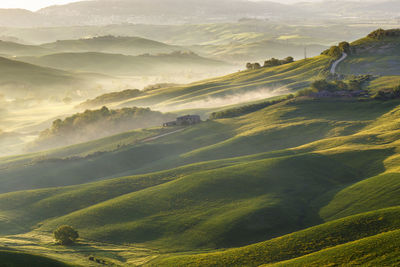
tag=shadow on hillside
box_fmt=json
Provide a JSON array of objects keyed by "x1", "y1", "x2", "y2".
[{"x1": 310, "y1": 147, "x2": 396, "y2": 223}]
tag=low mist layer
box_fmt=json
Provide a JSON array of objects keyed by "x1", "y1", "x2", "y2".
[{"x1": 29, "y1": 106, "x2": 175, "y2": 151}]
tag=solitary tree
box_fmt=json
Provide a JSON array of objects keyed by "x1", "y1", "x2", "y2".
[{"x1": 54, "y1": 225, "x2": 79, "y2": 245}]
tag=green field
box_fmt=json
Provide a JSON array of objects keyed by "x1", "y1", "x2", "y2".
[
  {"x1": 1, "y1": 30, "x2": 400, "y2": 266},
  {"x1": 150, "y1": 207, "x2": 400, "y2": 266}
]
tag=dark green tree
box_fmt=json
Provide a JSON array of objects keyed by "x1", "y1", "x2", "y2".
[
  {"x1": 253, "y1": 63, "x2": 261, "y2": 69},
  {"x1": 54, "y1": 225, "x2": 79, "y2": 245},
  {"x1": 338, "y1": 42, "x2": 351, "y2": 53}
]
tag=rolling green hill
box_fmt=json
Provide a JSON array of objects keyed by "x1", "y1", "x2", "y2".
[
  {"x1": 149, "y1": 207, "x2": 400, "y2": 266},
  {"x1": 18, "y1": 51, "x2": 231, "y2": 76},
  {"x1": 337, "y1": 29, "x2": 400, "y2": 76},
  {"x1": 268, "y1": 229, "x2": 400, "y2": 266},
  {"x1": 117, "y1": 55, "x2": 331, "y2": 108},
  {"x1": 1, "y1": 97, "x2": 400, "y2": 254},
  {"x1": 40, "y1": 35, "x2": 181, "y2": 56},
  {"x1": 1, "y1": 29, "x2": 400, "y2": 266}
]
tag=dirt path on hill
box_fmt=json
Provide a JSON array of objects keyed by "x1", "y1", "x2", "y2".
[{"x1": 330, "y1": 52, "x2": 348, "y2": 74}]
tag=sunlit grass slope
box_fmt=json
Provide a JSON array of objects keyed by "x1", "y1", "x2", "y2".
[
  {"x1": 118, "y1": 56, "x2": 331, "y2": 108},
  {"x1": 2, "y1": 97, "x2": 400, "y2": 254},
  {"x1": 268, "y1": 229, "x2": 400, "y2": 267},
  {"x1": 149, "y1": 207, "x2": 400, "y2": 266},
  {"x1": 0, "y1": 250, "x2": 72, "y2": 267}
]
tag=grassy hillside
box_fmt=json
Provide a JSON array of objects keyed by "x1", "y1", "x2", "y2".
[
  {"x1": 337, "y1": 29, "x2": 400, "y2": 76},
  {"x1": 1, "y1": 29, "x2": 400, "y2": 265},
  {"x1": 40, "y1": 35, "x2": 180, "y2": 56},
  {"x1": 118, "y1": 56, "x2": 331, "y2": 108},
  {"x1": 18, "y1": 51, "x2": 231, "y2": 76},
  {"x1": 3, "y1": 97, "x2": 400, "y2": 188},
  {"x1": 269, "y1": 229, "x2": 400, "y2": 266},
  {"x1": 1, "y1": 97, "x2": 400, "y2": 254},
  {"x1": 149, "y1": 207, "x2": 400, "y2": 266},
  {"x1": 2, "y1": 97, "x2": 392, "y2": 193}
]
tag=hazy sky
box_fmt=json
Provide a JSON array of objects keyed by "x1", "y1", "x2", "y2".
[{"x1": 0, "y1": 0, "x2": 326, "y2": 11}]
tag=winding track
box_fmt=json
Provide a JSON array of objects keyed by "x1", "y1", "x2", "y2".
[{"x1": 330, "y1": 52, "x2": 347, "y2": 74}]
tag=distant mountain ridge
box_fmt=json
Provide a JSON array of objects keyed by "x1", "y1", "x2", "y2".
[{"x1": 0, "y1": 0, "x2": 399, "y2": 27}]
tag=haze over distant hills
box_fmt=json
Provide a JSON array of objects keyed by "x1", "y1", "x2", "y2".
[{"x1": 0, "y1": 0, "x2": 399, "y2": 28}]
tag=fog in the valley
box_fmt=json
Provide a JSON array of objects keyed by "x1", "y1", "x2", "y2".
[
  {"x1": 0, "y1": 0, "x2": 399, "y2": 156},
  {"x1": 163, "y1": 87, "x2": 291, "y2": 111}
]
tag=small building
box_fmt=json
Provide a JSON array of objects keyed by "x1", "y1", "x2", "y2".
[
  {"x1": 163, "y1": 115, "x2": 201, "y2": 127},
  {"x1": 176, "y1": 115, "x2": 201, "y2": 125}
]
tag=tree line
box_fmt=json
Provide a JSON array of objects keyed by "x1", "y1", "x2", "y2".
[{"x1": 246, "y1": 56, "x2": 294, "y2": 70}]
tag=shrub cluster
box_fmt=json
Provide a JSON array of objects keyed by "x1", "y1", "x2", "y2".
[
  {"x1": 246, "y1": 56, "x2": 294, "y2": 70},
  {"x1": 296, "y1": 76, "x2": 371, "y2": 97},
  {"x1": 313, "y1": 76, "x2": 371, "y2": 92}
]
